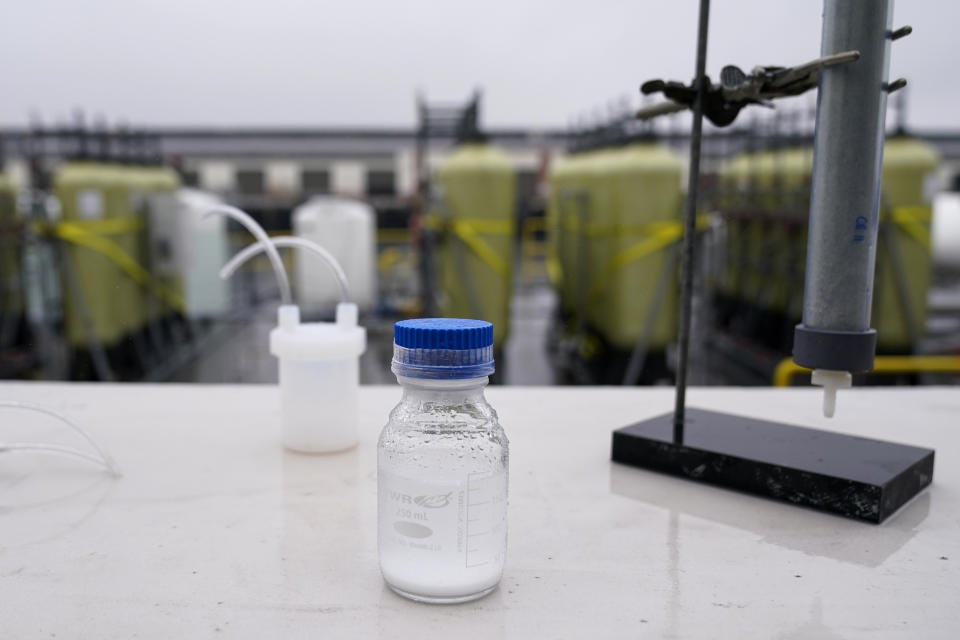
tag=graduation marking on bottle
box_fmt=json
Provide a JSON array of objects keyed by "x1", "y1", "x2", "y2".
[{"x1": 464, "y1": 470, "x2": 507, "y2": 568}]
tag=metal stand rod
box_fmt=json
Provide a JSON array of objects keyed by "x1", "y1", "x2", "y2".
[{"x1": 673, "y1": 0, "x2": 711, "y2": 443}]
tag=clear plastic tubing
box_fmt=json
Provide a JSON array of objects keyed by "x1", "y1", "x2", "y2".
[
  {"x1": 216, "y1": 232, "x2": 364, "y2": 453},
  {"x1": 0, "y1": 400, "x2": 121, "y2": 476},
  {"x1": 204, "y1": 204, "x2": 292, "y2": 305},
  {"x1": 219, "y1": 236, "x2": 352, "y2": 303},
  {"x1": 378, "y1": 319, "x2": 509, "y2": 604}
]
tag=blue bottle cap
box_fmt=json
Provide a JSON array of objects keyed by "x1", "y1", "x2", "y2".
[{"x1": 392, "y1": 318, "x2": 495, "y2": 379}]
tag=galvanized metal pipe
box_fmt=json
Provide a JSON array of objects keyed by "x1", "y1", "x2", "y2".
[{"x1": 793, "y1": 0, "x2": 894, "y2": 374}]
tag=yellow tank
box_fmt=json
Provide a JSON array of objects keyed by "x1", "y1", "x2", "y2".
[
  {"x1": 547, "y1": 150, "x2": 592, "y2": 316},
  {"x1": 579, "y1": 149, "x2": 619, "y2": 326},
  {"x1": 713, "y1": 137, "x2": 940, "y2": 354},
  {"x1": 0, "y1": 173, "x2": 22, "y2": 332},
  {"x1": 874, "y1": 137, "x2": 940, "y2": 351},
  {"x1": 134, "y1": 166, "x2": 182, "y2": 324},
  {"x1": 594, "y1": 144, "x2": 685, "y2": 350},
  {"x1": 56, "y1": 162, "x2": 141, "y2": 348},
  {"x1": 148, "y1": 166, "x2": 182, "y2": 316},
  {"x1": 548, "y1": 143, "x2": 685, "y2": 351},
  {"x1": 546, "y1": 151, "x2": 572, "y2": 310},
  {"x1": 433, "y1": 143, "x2": 516, "y2": 347},
  {"x1": 117, "y1": 165, "x2": 152, "y2": 335},
  {"x1": 549, "y1": 149, "x2": 614, "y2": 320},
  {"x1": 719, "y1": 149, "x2": 812, "y2": 213},
  {"x1": 717, "y1": 148, "x2": 812, "y2": 315}
]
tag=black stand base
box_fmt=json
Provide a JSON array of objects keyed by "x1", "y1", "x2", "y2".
[{"x1": 611, "y1": 409, "x2": 934, "y2": 523}]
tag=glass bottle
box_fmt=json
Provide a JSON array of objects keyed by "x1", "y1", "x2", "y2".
[{"x1": 378, "y1": 318, "x2": 509, "y2": 604}]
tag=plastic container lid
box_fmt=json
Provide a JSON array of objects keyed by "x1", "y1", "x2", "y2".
[
  {"x1": 270, "y1": 304, "x2": 366, "y2": 362},
  {"x1": 392, "y1": 318, "x2": 495, "y2": 379}
]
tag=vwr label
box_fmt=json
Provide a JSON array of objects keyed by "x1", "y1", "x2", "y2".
[{"x1": 379, "y1": 470, "x2": 506, "y2": 567}]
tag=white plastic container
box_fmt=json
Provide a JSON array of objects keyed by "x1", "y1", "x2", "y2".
[
  {"x1": 175, "y1": 189, "x2": 229, "y2": 318},
  {"x1": 270, "y1": 303, "x2": 366, "y2": 452},
  {"x1": 147, "y1": 191, "x2": 179, "y2": 278},
  {"x1": 293, "y1": 196, "x2": 377, "y2": 314},
  {"x1": 210, "y1": 203, "x2": 367, "y2": 454},
  {"x1": 933, "y1": 192, "x2": 960, "y2": 272}
]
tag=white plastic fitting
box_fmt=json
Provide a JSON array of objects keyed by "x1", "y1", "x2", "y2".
[
  {"x1": 811, "y1": 369, "x2": 852, "y2": 419},
  {"x1": 270, "y1": 302, "x2": 366, "y2": 452}
]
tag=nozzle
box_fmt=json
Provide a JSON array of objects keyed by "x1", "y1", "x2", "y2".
[{"x1": 810, "y1": 369, "x2": 852, "y2": 418}]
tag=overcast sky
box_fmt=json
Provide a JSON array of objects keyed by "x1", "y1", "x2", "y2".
[{"x1": 1, "y1": 0, "x2": 957, "y2": 131}]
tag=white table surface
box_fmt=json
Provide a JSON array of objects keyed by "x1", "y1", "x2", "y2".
[{"x1": 1, "y1": 383, "x2": 958, "y2": 639}]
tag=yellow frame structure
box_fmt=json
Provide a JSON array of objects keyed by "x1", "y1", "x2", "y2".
[{"x1": 773, "y1": 355, "x2": 960, "y2": 387}]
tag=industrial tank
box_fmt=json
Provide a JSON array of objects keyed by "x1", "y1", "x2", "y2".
[
  {"x1": 932, "y1": 192, "x2": 960, "y2": 274},
  {"x1": 564, "y1": 149, "x2": 617, "y2": 323},
  {"x1": 546, "y1": 149, "x2": 588, "y2": 316},
  {"x1": 433, "y1": 143, "x2": 516, "y2": 347},
  {"x1": 873, "y1": 137, "x2": 940, "y2": 351},
  {"x1": 715, "y1": 148, "x2": 812, "y2": 325},
  {"x1": 596, "y1": 143, "x2": 685, "y2": 351},
  {"x1": 0, "y1": 173, "x2": 23, "y2": 345},
  {"x1": 120, "y1": 164, "x2": 154, "y2": 335},
  {"x1": 140, "y1": 166, "x2": 182, "y2": 322},
  {"x1": 174, "y1": 188, "x2": 229, "y2": 318},
  {"x1": 548, "y1": 143, "x2": 685, "y2": 353},
  {"x1": 292, "y1": 196, "x2": 377, "y2": 315},
  {"x1": 55, "y1": 162, "x2": 136, "y2": 350},
  {"x1": 712, "y1": 136, "x2": 940, "y2": 358}
]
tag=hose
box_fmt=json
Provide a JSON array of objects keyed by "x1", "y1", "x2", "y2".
[
  {"x1": 0, "y1": 400, "x2": 121, "y2": 477},
  {"x1": 220, "y1": 236, "x2": 351, "y2": 303},
  {"x1": 204, "y1": 204, "x2": 292, "y2": 305}
]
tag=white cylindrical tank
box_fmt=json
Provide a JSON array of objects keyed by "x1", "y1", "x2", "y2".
[
  {"x1": 933, "y1": 192, "x2": 960, "y2": 272},
  {"x1": 175, "y1": 188, "x2": 230, "y2": 318},
  {"x1": 292, "y1": 196, "x2": 377, "y2": 314}
]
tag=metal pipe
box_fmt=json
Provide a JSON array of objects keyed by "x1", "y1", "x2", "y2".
[
  {"x1": 673, "y1": 0, "x2": 711, "y2": 443},
  {"x1": 793, "y1": 0, "x2": 896, "y2": 415}
]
